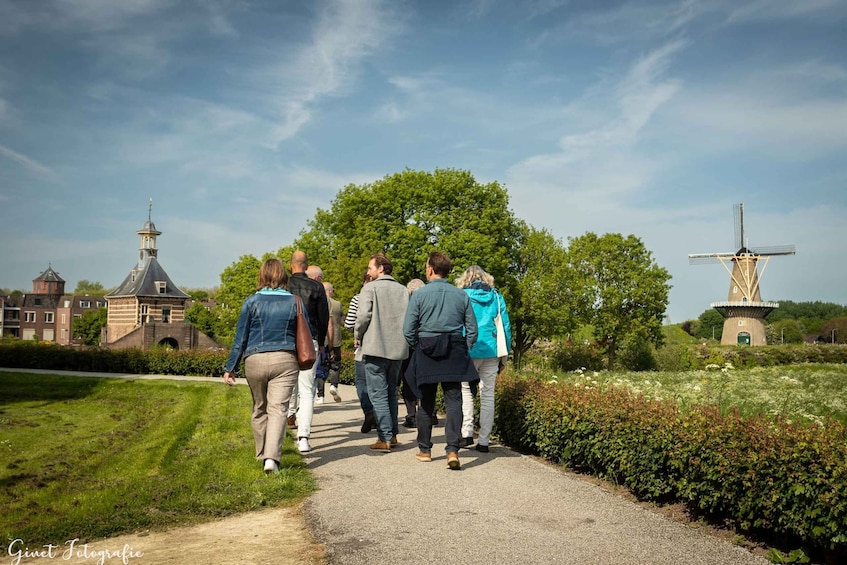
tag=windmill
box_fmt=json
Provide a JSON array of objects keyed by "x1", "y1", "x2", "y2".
[{"x1": 689, "y1": 203, "x2": 795, "y2": 345}]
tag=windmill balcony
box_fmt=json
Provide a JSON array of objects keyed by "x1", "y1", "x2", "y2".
[{"x1": 711, "y1": 301, "x2": 779, "y2": 319}]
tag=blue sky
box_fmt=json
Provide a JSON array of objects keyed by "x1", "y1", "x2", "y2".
[{"x1": 1, "y1": 0, "x2": 845, "y2": 323}]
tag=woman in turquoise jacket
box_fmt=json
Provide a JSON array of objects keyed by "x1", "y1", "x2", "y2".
[{"x1": 455, "y1": 265, "x2": 512, "y2": 452}]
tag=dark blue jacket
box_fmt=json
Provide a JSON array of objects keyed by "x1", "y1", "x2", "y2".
[{"x1": 224, "y1": 290, "x2": 308, "y2": 373}]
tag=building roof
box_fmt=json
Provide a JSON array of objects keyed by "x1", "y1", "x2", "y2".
[
  {"x1": 34, "y1": 265, "x2": 65, "y2": 283},
  {"x1": 106, "y1": 256, "x2": 190, "y2": 299}
]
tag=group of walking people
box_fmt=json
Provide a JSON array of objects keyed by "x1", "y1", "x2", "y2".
[{"x1": 222, "y1": 250, "x2": 512, "y2": 473}]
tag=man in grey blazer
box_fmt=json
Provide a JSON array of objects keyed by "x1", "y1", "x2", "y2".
[{"x1": 355, "y1": 253, "x2": 410, "y2": 452}]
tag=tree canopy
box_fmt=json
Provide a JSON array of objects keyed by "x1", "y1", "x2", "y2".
[
  {"x1": 73, "y1": 307, "x2": 107, "y2": 345},
  {"x1": 565, "y1": 232, "x2": 672, "y2": 367},
  {"x1": 73, "y1": 280, "x2": 107, "y2": 295}
]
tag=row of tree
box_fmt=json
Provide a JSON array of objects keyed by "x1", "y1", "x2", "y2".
[
  {"x1": 205, "y1": 168, "x2": 672, "y2": 367},
  {"x1": 683, "y1": 301, "x2": 847, "y2": 344}
]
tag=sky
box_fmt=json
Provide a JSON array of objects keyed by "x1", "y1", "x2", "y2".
[{"x1": 1, "y1": 0, "x2": 845, "y2": 324}]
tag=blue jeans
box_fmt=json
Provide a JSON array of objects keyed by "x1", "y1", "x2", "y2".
[
  {"x1": 355, "y1": 360, "x2": 373, "y2": 415},
  {"x1": 363, "y1": 355, "x2": 400, "y2": 442}
]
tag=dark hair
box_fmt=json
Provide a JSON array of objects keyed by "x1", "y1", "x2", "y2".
[
  {"x1": 370, "y1": 253, "x2": 393, "y2": 275},
  {"x1": 362, "y1": 269, "x2": 371, "y2": 284},
  {"x1": 427, "y1": 251, "x2": 451, "y2": 277},
  {"x1": 257, "y1": 258, "x2": 288, "y2": 290}
]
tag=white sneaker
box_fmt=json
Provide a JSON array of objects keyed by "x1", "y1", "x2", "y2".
[
  {"x1": 263, "y1": 459, "x2": 279, "y2": 474},
  {"x1": 297, "y1": 437, "x2": 311, "y2": 453},
  {"x1": 315, "y1": 396, "x2": 324, "y2": 404},
  {"x1": 329, "y1": 385, "x2": 341, "y2": 402}
]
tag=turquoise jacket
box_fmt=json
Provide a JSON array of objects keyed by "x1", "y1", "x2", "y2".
[{"x1": 465, "y1": 283, "x2": 512, "y2": 359}]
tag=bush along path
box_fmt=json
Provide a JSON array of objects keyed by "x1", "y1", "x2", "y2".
[{"x1": 494, "y1": 373, "x2": 847, "y2": 565}]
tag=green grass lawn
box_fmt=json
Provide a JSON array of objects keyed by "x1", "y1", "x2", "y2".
[
  {"x1": 542, "y1": 363, "x2": 847, "y2": 424},
  {"x1": 0, "y1": 373, "x2": 315, "y2": 545}
]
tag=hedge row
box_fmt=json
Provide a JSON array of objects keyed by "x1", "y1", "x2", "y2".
[
  {"x1": 0, "y1": 342, "x2": 227, "y2": 377},
  {"x1": 494, "y1": 373, "x2": 847, "y2": 561}
]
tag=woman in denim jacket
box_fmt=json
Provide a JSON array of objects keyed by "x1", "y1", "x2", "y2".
[
  {"x1": 223, "y1": 258, "x2": 309, "y2": 474},
  {"x1": 455, "y1": 265, "x2": 512, "y2": 453}
]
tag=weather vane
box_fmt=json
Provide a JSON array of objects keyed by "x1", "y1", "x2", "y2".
[{"x1": 148, "y1": 198, "x2": 153, "y2": 222}]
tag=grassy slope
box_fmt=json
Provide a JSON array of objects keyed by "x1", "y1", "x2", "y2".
[{"x1": 0, "y1": 373, "x2": 314, "y2": 544}]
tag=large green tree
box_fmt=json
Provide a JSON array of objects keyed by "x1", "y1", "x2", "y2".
[
  {"x1": 73, "y1": 307, "x2": 107, "y2": 345},
  {"x1": 292, "y1": 168, "x2": 517, "y2": 306},
  {"x1": 695, "y1": 309, "x2": 725, "y2": 341},
  {"x1": 507, "y1": 222, "x2": 574, "y2": 368},
  {"x1": 74, "y1": 280, "x2": 107, "y2": 295},
  {"x1": 214, "y1": 254, "x2": 264, "y2": 344},
  {"x1": 565, "y1": 232, "x2": 671, "y2": 368}
]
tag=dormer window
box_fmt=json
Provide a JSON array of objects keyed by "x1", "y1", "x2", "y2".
[
  {"x1": 80, "y1": 300, "x2": 91, "y2": 308},
  {"x1": 156, "y1": 281, "x2": 167, "y2": 294}
]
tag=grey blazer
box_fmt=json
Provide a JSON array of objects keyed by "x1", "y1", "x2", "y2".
[{"x1": 355, "y1": 275, "x2": 410, "y2": 361}]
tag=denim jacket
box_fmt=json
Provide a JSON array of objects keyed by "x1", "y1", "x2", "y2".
[{"x1": 223, "y1": 289, "x2": 308, "y2": 373}]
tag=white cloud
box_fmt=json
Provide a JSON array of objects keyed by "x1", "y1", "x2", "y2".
[
  {"x1": 265, "y1": 0, "x2": 401, "y2": 146},
  {"x1": 0, "y1": 144, "x2": 58, "y2": 180},
  {"x1": 725, "y1": 0, "x2": 846, "y2": 24}
]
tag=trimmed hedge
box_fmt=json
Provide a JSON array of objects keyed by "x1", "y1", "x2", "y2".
[
  {"x1": 495, "y1": 373, "x2": 847, "y2": 561},
  {"x1": 0, "y1": 342, "x2": 227, "y2": 377}
]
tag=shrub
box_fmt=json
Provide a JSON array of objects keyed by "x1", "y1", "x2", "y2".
[{"x1": 495, "y1": 372, "x2": 847, "y2": 560}]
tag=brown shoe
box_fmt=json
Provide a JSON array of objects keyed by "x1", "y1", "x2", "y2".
[
  {"x1": 287, "y1": 415, "x2": 297, "y2": 428},
  {"x1": 390, "y1": 435, "x2": 399, "y2": 447},
  {"x1": 447, "y1": 452, "x2": 461, "y2": 470},
  {"x1": 369, "y1": 440, "x2": 391, "y2": 453},
  {"x1": 415, "y1": 451, "x2": 432, "y2": 462}
]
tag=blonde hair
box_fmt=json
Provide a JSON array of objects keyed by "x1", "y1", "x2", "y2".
[
  {"x1": 257, "y1": 258, "x2": 288, "y2": 290},
  {"x1": 455, "y1": 265, "x2": 495, "y2": 289}
]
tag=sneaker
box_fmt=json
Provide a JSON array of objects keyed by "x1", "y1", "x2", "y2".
[
  {"x1": 447, "y1": 452, "x2": 461, "y2": 470},
  {"x1": 329, "y1": 385, "x2": 341, "y2": 402},
  {"x1": 401, "y1": 416, "x2": 416, "y2": 429},
  {"x1": 287, "y1": 414, "x2": 297, "y2": 428},
  {"x1": 315, "y1": 396, "x2": 324, "y2": 405},
  {"x1": 475, "y1": 443, "x2": 490, "y2": 453},
  {"x1": 361, "y1": 411, "x2": 376, "y2": 434},
  {"x1": 415, "y1": 451, "x2": 432, "y2": 462},
  {"x1": 390, "y1": 435, "x2": 399, "y2": 447},
  {"x1": 297, "y1": 437, "x2": 311, "y2": 453},
  {"x1": 460, "y1": 436, "x2": 474, "y2": 448},
  {"x1": 263, "y1": 459, "x2": 279, "y2": 474},
  {"x1": 369, "y1": 440, "x2": 391, "y2": 453}
]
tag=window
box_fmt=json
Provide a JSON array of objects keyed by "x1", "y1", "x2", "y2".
[
  {"x1": 61, "y1": 313, "x2": 66, "y2": 324},
  {"x1": 162, "y1": 305, "x2": 171, "y2": 324},
  {"x1": 732, "y1": 285, "x2": 738, "y2": 294},
  {"x1": 43, "y1": 329, "x2": 54, "y2": 342},
  {"x1": 80, "y1": 300, "x2": 91, "y2": 308},
  {"x1": 97, "y1": 301, "x2": 106, "y2": 308},
  {"x1": 24, "y1": 311, "x2": 36, "y2": 323},
  {"x1": 156, "y1": 281, "x2": 167, "y2": 294},
  {"x1": 5, "y1": 311, "x2": 19, "y2": 321},
  {"x1": 45, "y1": 312, "x2": 54, "y2": 323},
  {"x1": 738, "y1": 320, "x2": 744, "y2": 326},
  {"x1": 64, "y1": 300, "x2": 71, "y2": 307},
  {"x1": 34, "y1": 297, "x2": 42, "y2": 306}
]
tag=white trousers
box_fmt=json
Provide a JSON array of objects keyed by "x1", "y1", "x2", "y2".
[
  {"x1": 461, "y1": 357, "x2": 499, "y2": 446},
  {"x1": 286, "y1": 339, "x2": 319, "y2": 438}
]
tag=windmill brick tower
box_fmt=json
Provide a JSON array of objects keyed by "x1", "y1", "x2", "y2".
[{"x1": 689, "y1": 203, "x2": 795, "y2": 346}]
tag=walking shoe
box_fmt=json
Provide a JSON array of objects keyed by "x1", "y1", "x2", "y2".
[
  {"x1": 390, "y1": 435, "x2": 399, "y2": 447},
  {"x1": 460, "y1": 436, "x2": 474, "y2": 448},
  {"x1": 329, "y1": 385, "x2": 341, "y2": 402},
  {"x1": 475, "y1": 443, "x2": 490, "y2": 453},
  {"x1": 297, "y1": 437, "x2": 311, "y2": 453},
  {"x1": 401, "y1": 416, "x2": 416, "y2": 428},
  {"x1": 447, "y1": 452, "x2": 461, "y2": 470},
  {"x1": 361, "y1": 411, "x2": 376, "y2": 433},
  {"x1": 369, "y1": 440, "x2": 391, "y2": 453},
  {"x1": 315, "y1": 396, "x2": 324, "y2": 405},
  {"x1": 415, "y1": 451, "x2": 432, "y2": 462},
  {"x1": 263, "y1": 459, "x2": 279, "y2": 474},
  {"x1": 287, "y1": 414, "x2": 297, "y2": 428}
]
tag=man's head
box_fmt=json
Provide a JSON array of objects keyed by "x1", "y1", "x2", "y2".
[
  {"x1": 306, "y1": 264, "x2": 323, "y2": 282},
  {"x1": 367, "y1": 253, "x2": 393, "y2": 280},
  {"x1": 406, "y1": 278, "x2": 424, "y2": 294},
  {"x1": 290, "y1": 250, "x2": 308, "y2": 274},
  {"x1": 323, "y1": 281, "x2": 334, "y2": 297},
  {"x1": 426, "y1": 251, "x2": 451, "y2": 279}
]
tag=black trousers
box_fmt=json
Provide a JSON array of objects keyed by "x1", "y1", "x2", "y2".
[{"x1": 416, "y1": 381, "x2": 461, "y2": 454}]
